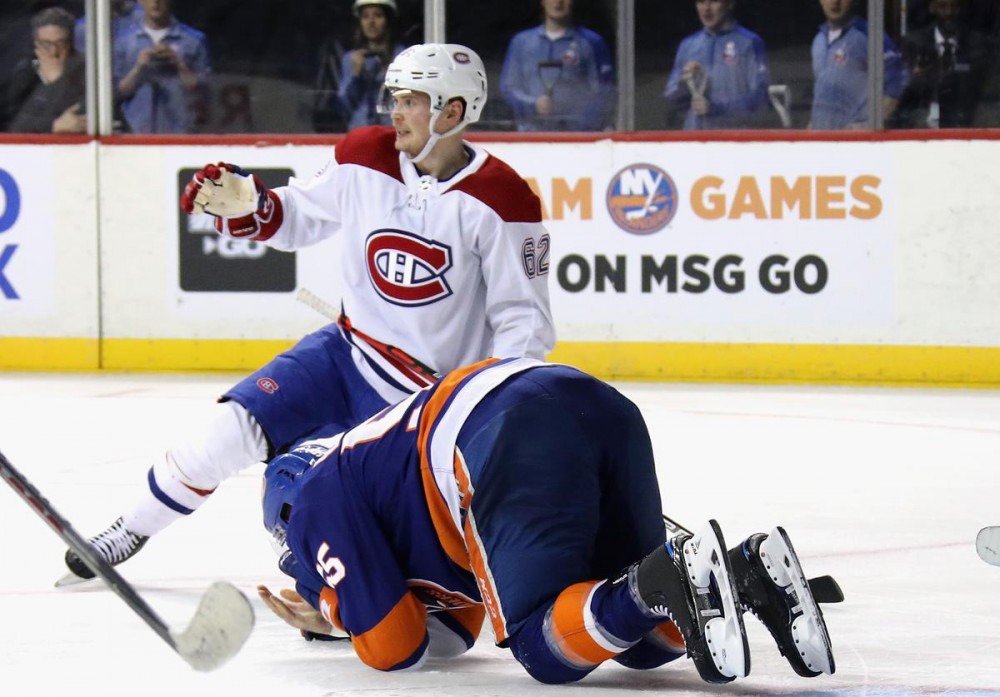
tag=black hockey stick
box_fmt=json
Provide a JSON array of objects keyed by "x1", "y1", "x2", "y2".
[
  {"x1": 0, "y1": 449, "x2": 255, "y2": 671},
  {"x1": 663, "y1": 513, "x2": 845, "y2": 604}
]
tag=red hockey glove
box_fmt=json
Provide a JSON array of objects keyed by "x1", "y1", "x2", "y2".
[{"x1": 180, "y1": 162, "x2": 283, "y2": 240}]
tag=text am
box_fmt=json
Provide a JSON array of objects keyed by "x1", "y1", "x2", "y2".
[{"x1": 525, "y1": 178, "x2": 593, "y2": 221}]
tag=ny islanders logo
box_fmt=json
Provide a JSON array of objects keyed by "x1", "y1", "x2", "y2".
[
  {"x1": 366, "y1": 229, "x2": 453, "y2": 306},
  {"x1": 606, "y1": 163, "x2": 678, "y2": 234},
  {"x1": 723, "y1": 40, "x2": 737, "y2": 64}
]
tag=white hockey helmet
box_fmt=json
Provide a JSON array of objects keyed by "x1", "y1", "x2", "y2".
[
  {"x1": 353, "y1": 0, "x2": 397, "y2": 16},
  {"x1": 381, "y1": 43, "x2": 488, "y2": 128}
]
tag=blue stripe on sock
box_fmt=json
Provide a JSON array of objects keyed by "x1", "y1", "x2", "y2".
[{"x1": 147, "y1": 468, "x2": 195, "y2": 515}]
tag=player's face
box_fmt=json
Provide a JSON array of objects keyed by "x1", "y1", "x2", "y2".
[
  {"x1": 819, "y1": 0, "x2": 855, "y2": 25},
  {"x1": 390, "y1": 90, "x2": 433, "y2": 156},
  {"x1": 359, "y1": 6, "x2": 388, "y2": 41},
  {"x1": 696, "y1": 0, "x2": 733, "y2": 31}
]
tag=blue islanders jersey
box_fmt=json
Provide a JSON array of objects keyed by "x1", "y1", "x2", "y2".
[
  {"x1": 284, "y1": 358, "x2": 544, "y2": 666},
  {"x1": 664, "y1": 22, "x2": 770, "y2": 130},
  {"x1": 811, "y1": 17, "x2": 906, "y2": 129},
  {"x1": 283, "y1": 357, "x2": 666, "y2": 669}
]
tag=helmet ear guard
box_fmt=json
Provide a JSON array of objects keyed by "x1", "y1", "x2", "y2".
[{"x1": 261, "y1": 439, "x2": 336, "y2": 551}]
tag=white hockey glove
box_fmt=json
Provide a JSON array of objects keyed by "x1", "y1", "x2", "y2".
[{"x1": 180, "y1": 162, "x2": 283, "y2": 240}]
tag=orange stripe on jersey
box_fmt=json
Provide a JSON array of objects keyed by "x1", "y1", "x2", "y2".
[
  {"x1": 453, "y1": 450, "x2": 473, "y2": 512},
  {"x1": 647, "y1": 619, "x2": 686, "y2": 654},
  {"x1": 318, "y1": 587, "x2": 344, "y2": 632},
  {"x1": 416, "y1": 358, "x2": 500, "y2": 571},
  {"x1": 463, "y1": 509, "x2": 507, "y2": 642},
  {"x1": 549, "y1": 582, "x2": 619, "y2": 668},
  {"x1": 351, "y1": 591, "x2": 427, "y2": 671}
]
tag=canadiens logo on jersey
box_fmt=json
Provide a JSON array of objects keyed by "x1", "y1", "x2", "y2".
[
  {"x1": 256, "y1": 377, "x2": 279, "y2": 394},
  {"x1": 366, "y1": 229, "x2": 453, "y2": 306}
]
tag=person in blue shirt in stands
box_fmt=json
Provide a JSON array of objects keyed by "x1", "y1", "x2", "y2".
[
  {"x1": 74, "y1": 0, "x2": 143, "y2": 53},
  {"x1": 810, "y1": 0, "x2": 906, "y2": 129},
  {"x1": 500, "y1": 0, "x2": 614, "y2": 131},
  {"x1": 113, "y1": 0, "x2": 210, "y2": 133},
  {"x1": 663, "y1": 0, "x2": 771, "y2": 130},
  {"x1": 338, "y1": 0, "x2": 406, "y2": 130}
]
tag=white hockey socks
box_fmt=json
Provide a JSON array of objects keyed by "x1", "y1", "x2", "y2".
[{"x1": 123, "y1": 401, "x2": 268, "y2": 537}]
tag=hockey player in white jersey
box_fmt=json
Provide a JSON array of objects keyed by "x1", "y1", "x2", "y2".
[{"x1": 59, "y1": 43, "x2": 556, "y2": 584}]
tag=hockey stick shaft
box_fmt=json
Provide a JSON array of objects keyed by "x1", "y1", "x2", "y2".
[
  {"x1": 0, "y1": 449, "x2": 176, "y2": 646},
  {"x1": 296, "y1": 287, "x2": 340, "y2": 324},
  {"x1": 663, "y1": 513, "x2": 845, "y2": 604},
  {"x1": 0, "y1": 449, "x2": 255, "y2": 671}
]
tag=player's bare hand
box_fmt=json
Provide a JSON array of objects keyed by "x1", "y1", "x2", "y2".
[{"x1": 257, "y1": 585, "x2": 335, "y2": 636}]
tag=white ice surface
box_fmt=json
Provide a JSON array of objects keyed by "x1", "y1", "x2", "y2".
[{"x1": 1, "y1": 372, "x2": 998, "y2": 696}]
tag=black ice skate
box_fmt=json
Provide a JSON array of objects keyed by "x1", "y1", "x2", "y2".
[
  {"x1": 728, "y1": 526, "x2": 835, "y2": 677},
  {"x1": 56, "y1": 517, "x2": 148, "y2": 587},
  {"x1": 631, "y1": 519, "x2": 749, "y2": 684}
]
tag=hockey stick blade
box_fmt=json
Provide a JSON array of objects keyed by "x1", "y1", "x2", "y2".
[
  {"x1": 662, "y1": 514, "x2": 845, "y2": 604},
  {"x1": 172, "y1": 581, "x2": 256, "y2": 671},
  {"x1": 804, "y1": 574, "x2": 845, "y2": 604},
  {"x1": 976, "y1": 526, "x2": 1000, "y2": 566},
  {"x1": 0, "y1": 449, "x2": 254, "y2": 671}
]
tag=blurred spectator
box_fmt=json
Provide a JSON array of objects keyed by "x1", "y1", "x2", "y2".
[
  {"x1": 892, "y1": 0, "x2": 990, "y2": 128},
  {"x1": 74, "y1": 0, "x2": 144, "y2": 53},
  {"x1": 113, "y1": 0, "x2": 210, "y2": 133},
  {"x1": 0, "y1": 6, "x2": 34, "y2": 132},
  {"x1": 499, "y1": 0, "x2": 614, "y2": 131},
  {"x1": 663, "y1": 0, "x2": 771, "y2": 130},
  {"x1": 6, "y1": 7, "x2": 86, "y2": 134},
  {"x1": 810, "y1": 0, "x2": 907, "y2": 129},
  {"x1": 337, "y1": 0, "x2": 405, "y2": 130}
]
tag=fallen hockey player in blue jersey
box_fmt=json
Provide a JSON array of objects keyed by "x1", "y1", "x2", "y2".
[{"x1": 257, "y1": 358, "x2": 835, "y2": 684}]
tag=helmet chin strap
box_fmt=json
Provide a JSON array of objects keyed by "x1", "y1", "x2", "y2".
[{"x1": 408, "y1": 109, "x2": 466, "y2": 164}]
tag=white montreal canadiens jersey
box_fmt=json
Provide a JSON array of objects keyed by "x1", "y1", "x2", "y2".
[{"x1": 267, "y1": 126, "x2": 556, "y2": 403}]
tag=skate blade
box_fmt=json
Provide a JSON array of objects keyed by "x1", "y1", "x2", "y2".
[
  {"x1": 55, "y1": 571, "x2": 98, "y2": 588},
  {"x1": 687, "y1": 519, "x2": 750, "y2": 680},
  {"x1": 759, "y1": 526, "x2": 836, "y2": 675}
]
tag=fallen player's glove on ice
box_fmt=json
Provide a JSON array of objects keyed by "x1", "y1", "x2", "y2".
[{"x1": 180, "y1": 162, "x2": 283, "y2": 240}]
